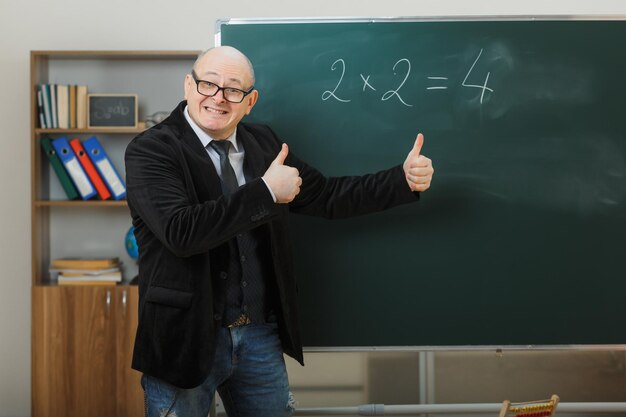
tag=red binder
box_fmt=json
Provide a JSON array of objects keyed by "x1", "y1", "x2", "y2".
[{"x1": 69, "y1": 138, "x2": 112, "y2": 200}]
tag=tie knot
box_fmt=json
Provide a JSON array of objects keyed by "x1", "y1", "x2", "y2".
[{"x1": 209, "y1": 140, "x2": 232, "y2": 158}]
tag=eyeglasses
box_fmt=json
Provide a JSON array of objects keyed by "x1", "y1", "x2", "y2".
[{"x1": 191, "y1": 70, "x2": 254, "y2": 104}]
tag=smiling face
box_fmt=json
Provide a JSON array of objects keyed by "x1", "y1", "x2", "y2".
[{"x1": 184, "y1": 47, "x2": 258, "y2": 140}]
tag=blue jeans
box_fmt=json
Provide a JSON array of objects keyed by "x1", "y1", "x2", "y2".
[{"x1": 142, "y1": 321, "x2": 293, "y2": 417}]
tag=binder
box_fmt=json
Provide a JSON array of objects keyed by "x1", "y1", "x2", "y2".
[
  {"x1": 51, "y1": 137, "x2": 96, "y2": 200},
  {"x1": 69, "y1": 138, "x2": 112, "y2": 200},
  {"x1": 82, "y1": 136, "x2": 126, "y2": 200},
  {"x1": 40, "y1": 137, "x2": 80, "y2": 200}
]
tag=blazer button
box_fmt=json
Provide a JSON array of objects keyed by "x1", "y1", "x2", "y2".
[
  {"x1": 213, "y1": 314, "x2": 222, "y2": 321},
  {"x1": 241, "y1": 281, "x2": 248, "y2": 287},
  {"x1": 220, "y1": 272, "x2": 228, "y2": 280}
]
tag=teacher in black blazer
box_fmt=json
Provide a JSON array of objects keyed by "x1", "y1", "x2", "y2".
[{"x1": 125, "y1": 46, "x2": 434, "y2": 417}]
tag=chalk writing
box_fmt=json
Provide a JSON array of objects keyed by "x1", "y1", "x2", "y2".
[
  {"x1": 92, "y1": 100, "x2": 131, "y2": 119},
  {"x1": 381, "y1": 58, "x2": 413, "y2": 107},
  {"x1": 321, "y1": 59, "x2": 351, "y2": 103},
  {"x1": 360, "y1": 74, "x2": 376, "y2": 92},
  {"x1": 321, "y1": 49, "x2": 494, "y2": 105},
  {"x1": 426, "y1": 76, "x2": 449, "y2": 90},
  {"x1": 461, "y1": 48, "x2": 493, "y2": 104}
]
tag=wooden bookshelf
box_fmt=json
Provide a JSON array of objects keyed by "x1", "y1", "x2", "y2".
[
  {"x1": 30, "y1": 50, "x2": 198, "y2": 417},
  {"x1": 30, "y1": 50, "x2": 198, "y2": 286}
]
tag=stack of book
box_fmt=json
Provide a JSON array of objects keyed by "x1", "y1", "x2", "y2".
[
  {"x1": 37, "y1": 84, "x2": 88, "y2": 129},
  {"x1": 50, "y1": 257, "x2": 122, "y2": 285}
]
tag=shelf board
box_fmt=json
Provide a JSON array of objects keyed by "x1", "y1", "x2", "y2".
[
  {"x1": 34, "y1": 282, "x2": 137, "y2": 288},
  {"x1": 34, "y1": 200, "x2": 128, "y2": 207},
  {"x1": 35, "y1": 127, "x2": 145, "y2": 135},
  {"x1": 31, "y1": 50, "x2": 200, "y2": 60}
]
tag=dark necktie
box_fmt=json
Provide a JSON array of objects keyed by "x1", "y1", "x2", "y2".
[{"x1": 210, "y1": 140, "x2": 239, "y2": 194}]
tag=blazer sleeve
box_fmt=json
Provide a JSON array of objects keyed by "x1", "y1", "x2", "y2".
[{"x1": 257, "y1": 125, "x2": 420, "y2": 219}]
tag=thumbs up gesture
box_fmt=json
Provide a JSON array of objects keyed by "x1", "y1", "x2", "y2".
[
  {"x1": 263, "y1": 144, "x2": 302, "y2": 203},
  {"x1": 403, "y1": 133, "x2": 434, "y2": 192}
]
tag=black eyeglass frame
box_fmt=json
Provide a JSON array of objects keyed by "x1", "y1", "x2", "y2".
[{"x1": 191, "y1": 70, "x2": 255, "y2": 103}]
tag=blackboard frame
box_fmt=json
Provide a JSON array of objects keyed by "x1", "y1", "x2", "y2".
[
  {"x1": 215, "y1": 15, "x2": 626, "y2": 40},
  {"x1": 216, "y1": 16, "x2": 626, "y2": 350},
  {"x1": 87, "y1": 93, "x2": 138, "y2": 128}
]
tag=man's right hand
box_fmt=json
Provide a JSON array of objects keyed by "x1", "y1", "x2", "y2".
[{"x1": 262, "y1": 144, "x2": 302, "y2": 203}]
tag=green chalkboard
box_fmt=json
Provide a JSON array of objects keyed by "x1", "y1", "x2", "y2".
[{"x1": 218, "y1": 18, "x2": 626, "y2": 347}]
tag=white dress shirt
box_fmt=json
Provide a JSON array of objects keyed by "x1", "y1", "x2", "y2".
[{"x1": 184, "y1": 106, "x2": 276, "y2": 201}]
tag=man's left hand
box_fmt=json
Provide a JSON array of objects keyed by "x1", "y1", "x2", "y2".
[{"x1": 403, "y1": 133, "x2": 434, "y2": 192}]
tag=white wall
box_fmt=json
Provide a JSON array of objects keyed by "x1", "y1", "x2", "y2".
[{"x1": 1, "y1": 1, "x2": 625, "y2": 416}]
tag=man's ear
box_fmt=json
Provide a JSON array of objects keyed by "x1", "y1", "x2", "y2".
[
  {"x1": 245, "y1": 90, "x2": 259, "y2": 115},
  {"x1": 183, "y1": 74, "x2": 193, "y2": 100}
]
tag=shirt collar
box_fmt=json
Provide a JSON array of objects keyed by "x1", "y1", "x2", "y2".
[{"x1": 183, "y1": 105, "x2": 239, "y2": 151}]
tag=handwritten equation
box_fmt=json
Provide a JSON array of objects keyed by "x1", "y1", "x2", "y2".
[{"x1": 322, "y1": 49, "x2": 494, "y2": 106}]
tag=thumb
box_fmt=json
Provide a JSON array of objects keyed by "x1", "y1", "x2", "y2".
[
  {"x1": 272, "y1": 143, "x2": 289, "y2": 165},
  {"x1": 412, "y1": 133, "x2": 424, "y2": 156}
]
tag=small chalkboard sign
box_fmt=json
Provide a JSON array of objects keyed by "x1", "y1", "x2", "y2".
[{"x1": 88, "y1": 94, "x2": 138, "y2": 128}]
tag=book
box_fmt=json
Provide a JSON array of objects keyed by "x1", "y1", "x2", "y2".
[
  {"x1": 40, "y1": 84, "x2": 52, "y2": 128},
  {"x1": 40, "y1": 137, "x2": 80, "y2": 200},
  {"x1": 58, "y1": 280, "x2": 117, "y2": 286},
  {"x1": 51, "y1": 257, "x2": 120, "y2": 270},
  {"x1": 51, "y1": 137, "x2": 96, "y2": 200},
  {"x1": 57, "y1": 270, "x2": 122, "y2": 285},
  {"x1": 50, "y1": 257, "x2": 122, "y2": 282},
  {"x1": 50, "y1": 267, "x2": 121, "y2": 275},
  {"x1": 59, "y1": 271, "x2": 122, "y2": 281},
  {"x1": 69, "y1": 85, "x2": 77, "y2": 129},
  {"x1": 76, "y1": 85, "x2": 88, "y2": 129},
  {"x1": 37, "y1": 88, "x2": 46, "y2": 128},
  {"x1": 56, "y1": 85, "x2": 69, "y2": 129},
  {"x1": 82, "y1": 136, "x2": 126, "y2": 200},
  {"x1": 70, "y1": 138, "x2": 112, "y2": 200},
  {"x1": 49, "y1": 84, "x2": 58, "y2": 129}
]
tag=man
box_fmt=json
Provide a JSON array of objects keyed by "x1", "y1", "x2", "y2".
[{"x1": 125, "y1": 46, "x2": 434, "y2": 417}]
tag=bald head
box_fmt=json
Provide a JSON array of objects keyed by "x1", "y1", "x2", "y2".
[
  {"x1": 184, "y1": 45, "x2": 259, "y2": 139},
  {"x1": 193, "y1": 46, "x2": 255, "y2": 87}
]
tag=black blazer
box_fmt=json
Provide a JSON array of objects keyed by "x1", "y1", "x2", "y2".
[{"x1": 125, "y1": 101, "x2": 419, "y2": 388}]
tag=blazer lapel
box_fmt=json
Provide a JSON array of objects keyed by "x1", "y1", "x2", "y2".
[
  {"x1": 238, "y1": 126, "x2": 269, "y2": 182},
  {"x1": 171, "y1": 104, "x2": 224, "y2": 198}
]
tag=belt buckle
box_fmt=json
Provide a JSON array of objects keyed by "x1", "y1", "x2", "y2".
[{"x1": 228, "y1": 313, "x2": 251, "y2": 328}]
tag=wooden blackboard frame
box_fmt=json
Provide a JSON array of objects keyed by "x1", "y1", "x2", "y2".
[
  {"x1": 87, "y1": 93, "x2": 138, "y2": 129},
  {"x1": 216, "y1": 16, "x2": 626, "y2": 350}
]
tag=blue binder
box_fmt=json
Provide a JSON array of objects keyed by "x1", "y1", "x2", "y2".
[
  {"x1": 50, "y1": 137, "x2": 96, "y2": 200},
  {"x1": 82, "y1": 136, "x2": 126, "y2": 200}
]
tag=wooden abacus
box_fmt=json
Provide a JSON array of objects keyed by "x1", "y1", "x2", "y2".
[{"x1": 499, "y1": 395, "x2": 560, "y2": 417}]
